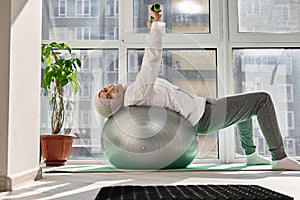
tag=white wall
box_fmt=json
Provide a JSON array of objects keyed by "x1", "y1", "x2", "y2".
[
  {"x1": 0, "y1": 0, "x2": 42, "y2": 191},
  {"x1": 0, "y1": 0, "x2": 11, "y2": 178},
  {"x1": 8, "y1": 0, "x2": 41, "y2": 175}
]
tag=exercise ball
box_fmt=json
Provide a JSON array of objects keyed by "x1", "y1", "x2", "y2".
[{"x1": 101, "y1": 106, "x2": 198, "y2": 169}]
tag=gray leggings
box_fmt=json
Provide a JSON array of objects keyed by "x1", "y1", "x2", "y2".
[{"x1": 196, "y1": 92, "x2": 287, "y2": 161}]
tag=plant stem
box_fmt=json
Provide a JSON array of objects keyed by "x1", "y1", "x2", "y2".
[
  {"x1": 51, "y1": 49, "x2": 59, "y2": 62},
  {"x1": 51, "y1": 79, "x2": 65, "y2": 134}
]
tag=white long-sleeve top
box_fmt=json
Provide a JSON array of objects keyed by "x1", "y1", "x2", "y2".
[{"x1": 124, "y1": 22, "x2": 206, "y2": 126}]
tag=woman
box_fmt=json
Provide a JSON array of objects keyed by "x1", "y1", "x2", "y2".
[{"x1": 94, "y1": 9, "x2": 300, "y2": 170}]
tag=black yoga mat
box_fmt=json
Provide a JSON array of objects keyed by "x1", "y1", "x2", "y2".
[{"x1": 95, "y1": 185, "x2": 293, "y2": 200}]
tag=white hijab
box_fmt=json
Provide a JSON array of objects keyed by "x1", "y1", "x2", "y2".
[{"x1": 94, "y1": 93, "x2": 125, "y2": 118}]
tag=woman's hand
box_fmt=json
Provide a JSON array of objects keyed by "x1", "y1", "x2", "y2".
[
  {"x1": 147, "y1": 8, "x2": 163, "y2": 29},
  {"x1": 150, "y1": 8, "x2": 162, "y2": 22}
]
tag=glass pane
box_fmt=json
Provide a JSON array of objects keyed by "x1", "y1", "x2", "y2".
[
  {"x1": 42, "y1": 0, "x2": 119, "y2": 40},
  {"x1": 133, "y1": 0, "x2": 210, "y2": 34},
  {"x1": 127, "y1": 49, "x2": 218, "y2": 159},
  {"x1": 238, "y1": 0, "x2": 300, "y2": 33},
  {"x1": 232, "y1": 49, "x2": 300, "y2": 158},
  {"x1": 40, "y1": 49, "x2": 118, "y2": 160}
]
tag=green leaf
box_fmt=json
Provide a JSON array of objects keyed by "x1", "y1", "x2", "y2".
[
  {"x1": 71, "y1": 72, "x2": 80, "y2": 94},
  {"x1": 75, "y1": 58, "x2": 82, "y2": 68},
  {"x1": 50, "y1": 42, "x2": 59, "y2": 49},
  {"x1": 59, "y1": 43, "x2": 65, "y2": 50},
  {"x1": 51, "y1": 93, "x2": 56, "y2": 104},
  {"x1": 42, "y1": 77, "x2": 48, "y2": 88},
  {"x1": 65, "y1": 70, "x2": 72, "y2": 77},
  {"x1": 43, "y1": 73, "x2": 53, "y2": 89},
  {"x1": 65, "y1": 44, "x2": 72, "y2": 54},
  {"x1": 47, "y1": 56, "x2": 51, "y2": 66},
  {"x1": 60, "y1": 79, "x2": 68, "y2": 87},
  {"x1": 44, "y1": 66, "x2": 50, "y2": 74}
]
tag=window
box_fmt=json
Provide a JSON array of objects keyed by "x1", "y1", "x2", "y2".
[
  {"x1": 233, "y1": 48, "x2": 300, "y2": 157},
  {"x1": 59, "y1": 0, "x2": 66, "y2": 17},
  {"x1": 255, "y1": 137, "x2": 267, "y2": 155},
  {"x1": 42, "y1": 1, "x2": 300, "y2": 162},
  {"x1": 105, "y1": 0, "x2": 118, "y2": 17},
  {"x1": 238, "y1": 0, "x2": 300, "y2": 33},
  {"x1": 80, "y1": 53, "x2": 91, "y2": 71},
  {"x1": 105, "y1": 27, "x2": 119, "y2": 40},
  {"x1": 284, "y1": 138, "x2": 296, "y2": 156},
  {"x1": 79, "y1": 110, "x2": 91, "y2": 128},
  {"x1": 43, "y1": 0, "x2": 118, "y2": 40},
  {"x1": 230, "y1": 0, "x2": 300, "y2": 159},
  {"x1": 40, "y1": 49, "x2": 118, "y2": 159},
  {"x1": 245, "y1": 0, "x2": 261, "y2": 16},
  {"x1": 278, "y1": 84, "x2": 293, "y2": 102},
  {"x1": 133, "y1": 0, "x2": 210, "y2": 34},
  {"x1": 128, "y1": 49, "x2": 217, "y2": 97},
  {"x1": 277, "y1": 57, "x2": 292, "y2": 75},
  {"x1": 106, "y1": 54, "x2": 118, "y2": 72},
  {"x1": 42, "y1": 0, "x2": 218, "y2": 161},
  {"x1": 76, "y1": 0, "x2": 91, "y2": 17},
  {"x1": 128, "y1": 49, "x2": 218, "y2": 159},
  {"x1": 128, "y1": 51, "x2": 140, "y2": 73},
  {"x1": 254, "y1": 78, "x2": 263, "y2": 91},
  {"x1": 275, "y1": 5, "x2": 290, "y2": 24},
  {"x1": 49, "y1": 0, "x2": 67, "y2": 17},
  {"x1": 279, "y1": 111, "x2": 295, "y2": 130},
  {"x1": 76, "y1": 27, "x2": 91, "y2": 40},
  {"x1": 79, "y1": 82, "x2": 91, "y2": 98}
]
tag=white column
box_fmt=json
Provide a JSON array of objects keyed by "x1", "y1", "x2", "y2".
[{"x1": 0, "y1": 0, "x2": 42, "y2": 191}]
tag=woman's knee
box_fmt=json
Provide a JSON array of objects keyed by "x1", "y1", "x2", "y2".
[
  {"x1": 256, "y1": 92, "x2": 271, "y2": 100},
  {"x1": 255, "y1": 92, "x2": 273, "y2": 106}
]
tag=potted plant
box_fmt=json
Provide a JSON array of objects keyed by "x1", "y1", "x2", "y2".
[{"x1": 41, "y1": 42, "x2": 81, "y2": 166}]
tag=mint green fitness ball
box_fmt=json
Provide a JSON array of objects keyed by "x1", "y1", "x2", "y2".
[{"x1": 101, "y1": 106, "x2": 198, "y2": 169}]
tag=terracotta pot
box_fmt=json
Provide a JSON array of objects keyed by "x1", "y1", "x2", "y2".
[{"x1": 41, "y1": 135, "x2": 74, "y2": 166}]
